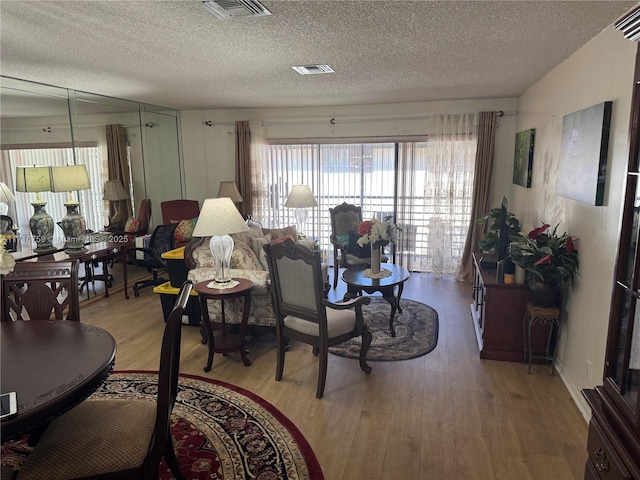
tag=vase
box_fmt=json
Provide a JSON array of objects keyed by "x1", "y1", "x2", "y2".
[
  {"x1": 531, "y1": 281, "x2": 557, "y2": 307},
  {"x1": 370, "y1": 246, "x2": 381, "y2": 274},
  {"x1": 515, "y1": 265, "x2": 526, "y2": 285}
]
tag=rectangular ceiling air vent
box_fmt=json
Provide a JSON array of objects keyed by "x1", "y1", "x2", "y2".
[
  {"x1": 292, "y1": 65, "x2": 335, "y2": 75},
  {"x1": 202, "y1": 0, "x2": 271, "y2": 19}
]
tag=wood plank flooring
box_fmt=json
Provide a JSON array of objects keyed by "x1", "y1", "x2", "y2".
[{"x1": 80, "y1": 268, "x2": 588, "y2": 480}]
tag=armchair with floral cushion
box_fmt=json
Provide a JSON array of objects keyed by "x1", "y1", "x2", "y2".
[{"x1": 185, "y1": 222, "x2": 324, "y2": 331}]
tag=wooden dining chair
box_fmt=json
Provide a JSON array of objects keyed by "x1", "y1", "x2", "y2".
[
  {"x1": 264, "y1": 239, "x2": 373, "y2": 398},
  {"x1": 15, "y1": 281, "x2": 194, "y2": 480},
  {"x1": 2, "y1": 260, "x2": 80, "y2": 322}
]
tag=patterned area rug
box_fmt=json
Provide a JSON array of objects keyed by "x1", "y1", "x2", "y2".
[
  {"x1": 329, "y1": 297, "x2": 439, "y2": 361},
  {"x1": 1, "y1": 371, "x2": 324, "y2": 480}
]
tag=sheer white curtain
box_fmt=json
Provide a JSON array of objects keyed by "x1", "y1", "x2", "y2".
[{"x1": 397, "y1": 113, "x2": 478, "y2": 275}]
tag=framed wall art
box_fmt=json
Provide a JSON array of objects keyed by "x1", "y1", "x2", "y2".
[
  {"x1": 556, "y1": 101, "x2": 612, "y2": 206},
  {"x1": 513, "y1": 128, "x2": 535, "y2": 188}
]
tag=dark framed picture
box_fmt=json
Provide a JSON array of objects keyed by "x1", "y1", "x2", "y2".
[
  {"x1": 513, "y1": 129, "x2": 535, "y2": 188},
  {"x1": 556, "y1": 101, "x2": 612, "y2": 206}
]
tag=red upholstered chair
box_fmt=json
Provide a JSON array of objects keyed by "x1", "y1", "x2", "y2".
[{"x1": 160, "y1": 200, "x2": 200, "y2": 225}]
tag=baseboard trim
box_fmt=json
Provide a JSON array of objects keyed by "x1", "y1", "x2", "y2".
[{"x1": 554, "y1": 358, "x2": 592, "y2": 424}]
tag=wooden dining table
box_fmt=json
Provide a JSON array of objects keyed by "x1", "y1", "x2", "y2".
[{"x1": 0, "y1": 320, "x2": 117, "y2": 442}]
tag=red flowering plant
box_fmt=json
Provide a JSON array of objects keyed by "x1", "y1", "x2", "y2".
[
  {"x1": 508, "y1": 222, "x2": 579, "y2": 290},
  {"x1": 357, "y1": 217, "x2": 400, "y2": 248}
]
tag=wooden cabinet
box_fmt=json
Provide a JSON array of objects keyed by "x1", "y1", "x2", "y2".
[
  {"x1": 471, "y1": 253, "x2": 533, "y2": 362},
  {"x1": 582, "y1": 16, "x2": 640, "y2": 480}
]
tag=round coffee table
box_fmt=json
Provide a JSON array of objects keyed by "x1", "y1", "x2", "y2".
[{"x1": 342, "y1": 264, "x2": 410, "y2": 337}]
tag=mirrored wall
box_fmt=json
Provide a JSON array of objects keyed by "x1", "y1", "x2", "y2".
[{"x1": 0, "y1": 76, "x2": 184, "y2": 250}]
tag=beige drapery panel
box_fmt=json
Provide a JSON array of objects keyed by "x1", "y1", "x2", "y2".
[
  {"x1": 235, "y1": 121, "x2": 252, "y2": 217},
  {"x1": 105, "y1": 125, "x2": 132, "y2": 218},
  {"x1": 456, "y1": 111, "x2": 497, "y2": 282}
]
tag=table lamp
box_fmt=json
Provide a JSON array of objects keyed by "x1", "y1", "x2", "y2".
[
  {"x1": 103, "y1": 180, "x2": 129, "y2": 230},
  {"x1": 192, "y1": 197, "x2": 249, "y2": 286},
  {"x1": 284, "y1": 185, "x2": 317, "y2": 238},
  {"x1": 15, "y1": 166, "x2": 56, "y2": 253},
  {"x1": 0, "y1": 182, "x2": 16, "y2": 216},
  {"x1": 50, "y1": 165, "x2": 91, "y2": 254},
  {"x1": 217, "y1": 181, "x2": 243, "y2": 205}
]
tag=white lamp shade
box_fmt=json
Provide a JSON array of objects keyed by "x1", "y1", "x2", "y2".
[
  {"x1": 284, "y1": 185, "x2": 317, "y2": 208},
  {"x1": 15, "y1": 166, "x2": 52, "y2": 193},
  {"x1": 50, "y1": 165, "x2": 91, "y2": 192},
  {"x1": 192, "y1": 197, "x2": 249, "y2": 238},
  {"x1": 217, "y1": 181, "x2": 243, "y2": 203},
  {"x1": 103, "y1": 180, "x2": 129, "y2": 201},
  {"x1": 0, "y1": 182, "x2": 16, "y2": 203}
]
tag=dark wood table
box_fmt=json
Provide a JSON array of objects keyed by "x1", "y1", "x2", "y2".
[
  {"x1": 13, "y1": 240, "x2": 130, "y2": 299},
  {"x1": 0, "y1": 320, "x2": 117, "y2": 442},
  {"x1": 342, "y1": 264, "x2": 410, "y2": 337},
  {"x1": 195, "y1": 278, "x2": 253, "y2": 372}
]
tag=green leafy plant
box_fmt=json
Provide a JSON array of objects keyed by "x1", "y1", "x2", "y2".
[
  {"x1": 508, "y1": 222, "x2": 579, "y2": 290},
  {"x1": 476, "y1": 207, "x2": 522, "y2": 253}
]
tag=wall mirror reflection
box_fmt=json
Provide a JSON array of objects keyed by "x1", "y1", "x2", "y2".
[{"x1": 1, "y1": 76, "x2": 183, "y2": 252}]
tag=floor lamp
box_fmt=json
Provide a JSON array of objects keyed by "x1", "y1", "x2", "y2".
[
  {"x1": 103, "y1": 180, "x2": 129, "y2": 230},
  {"x1": 284, "y1": 185, "x2": 317, "y2": 238},
  {"x1": 15, "y1": 166, "x2": 56, "y2": 253},
  {"x1": 51, "y1": 165, "x2": 91, "y2": 254},
  {"x1": 192, "y1": 197, "x2": 249, "y2": 286}
]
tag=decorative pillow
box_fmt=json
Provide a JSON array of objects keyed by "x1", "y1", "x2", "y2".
[
  {"x1": 173, "y1": 217, "x2": 197, "y2": 244},
  {"x1": 336, "y1": 234, "x2": 350, "y2": 245},
  {"x1": 124, "y1": 217, "x2": 140, "y2": 233},
  {"x1": 263, "y1": 225, "x2": 298, "y2": 242},
  {"x1": 250, "y1": 234, "x2": 271, "y2": 270},
  {"x1": 347, "y1": 230, "x2": 371, "y2": 258},
  {"x1": 230, "y1": 241, "x2": 262, "y2": 271},
  {"x1": 271, "y1": 233, "x2": 296, "y2": 245}
]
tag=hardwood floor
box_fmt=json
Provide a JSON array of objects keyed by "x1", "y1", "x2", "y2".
[{"x1": 80, "y1": 268, "x2": 588, "y2": 480}]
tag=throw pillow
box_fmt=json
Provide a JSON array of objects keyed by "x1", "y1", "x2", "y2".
[
  {"x1": 124, "y1": 217, "x2": 140, "y2": 233},
  {"x1": 250, "y1": 234, "x2": 271, "y2": 270},
  {"x1": 271, "y1": 233, "x2": 296, "y2": 245},
  {"x1": 336, "y1": 234, "x2": 350, "y2": 245},
  {"x1": 263, "y1": 225, "x2": 298, "y2": 242},
  {"x1": 347, "y1": 230, "x2": 371, "y2": 258},
  {"x1": 230, "y1": 241, "x2": 263, "y2": 271},
  {"x1": 174, "y1": 217, "x2": 197, "y2": 244}
]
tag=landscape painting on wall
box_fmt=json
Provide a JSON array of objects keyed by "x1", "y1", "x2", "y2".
[
  {"x1": 556, "y1": 101, "x2": 612, "y2": 206},
  {"x1": 513, "y1": 128, "x2": 535, "y2": 188}
]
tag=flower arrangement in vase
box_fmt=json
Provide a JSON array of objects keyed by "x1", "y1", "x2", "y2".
[
  {"x1": 0, "y1": 235, "x2": 16, "y2": 276},
  {"x1": 508, "y1": 222, "x2": 579, "y2": 306},
  {"x1": 357, "y1": 217, "x2": 400, "y2": 274}
]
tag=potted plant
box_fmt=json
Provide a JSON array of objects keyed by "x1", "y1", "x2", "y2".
[
  {"x1": 508, "y1": 222, "x2": 579, "y2": 306},
  {"x1": 476, "y1": 207, "x2": 522, "y2": 253}
]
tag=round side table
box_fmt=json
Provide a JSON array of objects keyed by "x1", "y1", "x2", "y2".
[{"x1": 195, "y1": 278, "x2": 253, "y2": 372}]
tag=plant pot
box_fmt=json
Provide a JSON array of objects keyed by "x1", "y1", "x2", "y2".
[{"x1": 531, "y1": 281, "x2": 557, "y2": 307}]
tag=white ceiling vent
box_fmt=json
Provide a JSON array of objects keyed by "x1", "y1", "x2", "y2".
[
  {"x1": 292, "y1": 65, "x2": 335, "y2": 75},
  {"x1": 202, "y1": 0, "x2": 271, "y2": 20}
]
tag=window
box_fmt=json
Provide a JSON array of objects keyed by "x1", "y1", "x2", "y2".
[{"x1": 254, "y1": 117, "x2": 478, "y2": 275}]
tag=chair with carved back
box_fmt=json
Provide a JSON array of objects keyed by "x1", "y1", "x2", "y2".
[
  {"x1": 264, "y1": 239, "x2": 373, "y2": 399},
  {"x1": 15, "y1": 281, "x2": 193, "y2": 480},
  {"x1": 329, "y1": 202, "x2": 387, "y2": 288},
  {"x1": 2, "y1": 260, "x2": 80, "y2": 322}
]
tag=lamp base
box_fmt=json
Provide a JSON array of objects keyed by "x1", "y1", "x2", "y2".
[
  {"x1": 58, "y1": 202, "x2": 87, "y2": 254},
  {"x1": 29, "y1": 201, "x2": 56, "y2": 253},
  {"x1": 209, "y1": 234, "x2": 234, "y2": 285},
  {"x1": 108, "y1": 200, "x2": 127, "y2": 231}
]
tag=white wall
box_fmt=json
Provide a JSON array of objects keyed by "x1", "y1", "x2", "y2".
[
  {"x1": 181, "y1": 98, "x2": 518, "y2": 208},
  {"x1": 512, "y1": 27, "x2": 636, "y2": 418}
]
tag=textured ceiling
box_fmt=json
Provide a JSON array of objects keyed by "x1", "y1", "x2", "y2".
[{"x1": 0, "y1": 0, "x2": 637, "y2": 111}]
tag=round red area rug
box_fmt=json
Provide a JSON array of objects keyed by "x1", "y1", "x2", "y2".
[{"x1": 1, "y1": 371, "x2": 324, "y2": 480}]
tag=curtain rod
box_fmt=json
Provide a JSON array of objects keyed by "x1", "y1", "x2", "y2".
[{"x1": 202, "y1": 111, "x2": 516, "y2": 128}]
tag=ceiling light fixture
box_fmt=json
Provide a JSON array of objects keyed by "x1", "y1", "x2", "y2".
[
  {"x1": 292, "y1": 65, "x2": 335, "y2": 75},
  {"x1": 202, "y1": 0, "x2": 271, "y2": 20}
]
